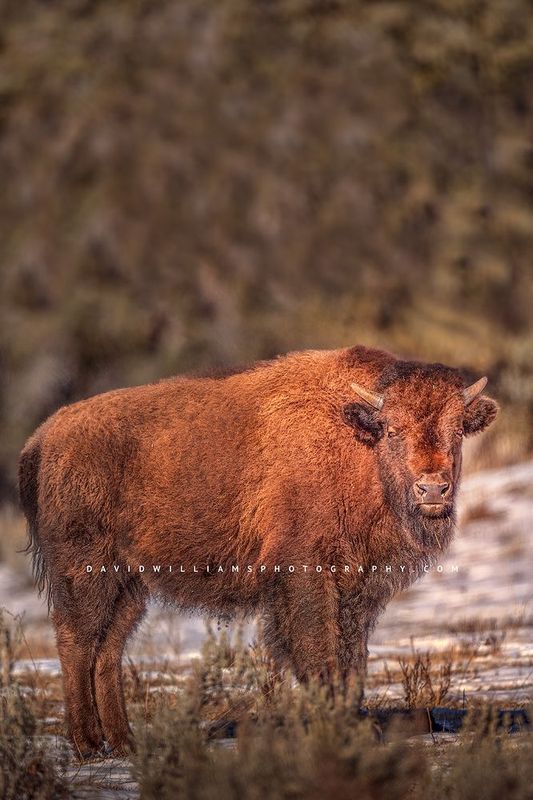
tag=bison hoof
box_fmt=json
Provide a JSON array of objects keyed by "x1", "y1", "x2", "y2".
[{"x1": 77, "y1": 746, "x2": 106, "y2": 762}]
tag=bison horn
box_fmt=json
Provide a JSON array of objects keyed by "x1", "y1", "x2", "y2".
[
  {"x1": 350, "y1": 382, "x2": 384, "y2": 411},
  {"x1": 463, "y1": 376, "x2": 487, "y2": 406}
]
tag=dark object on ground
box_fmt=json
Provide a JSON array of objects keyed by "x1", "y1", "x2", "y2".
[
  {"x1": 207, "y1": 707, "x2": 531, "y2": 740},
  {"x1": 430, "y1": 706, "x2": 531, "y2": 734},
  {"x1": 370, "y1": 706, "x2": 531, "y2": 736}
]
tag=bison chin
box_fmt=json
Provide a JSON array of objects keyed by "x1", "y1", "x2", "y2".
[{"x1": 416, "y1": 501, "x2": 454, "y2": 520}]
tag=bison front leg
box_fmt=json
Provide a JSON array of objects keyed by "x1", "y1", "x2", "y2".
[
  {"x1": 338, "y1": 592, "x2": 380, "y2": 697},
  {"x1": 265, "y1": 575, "x2": 340, "y2": 683}
]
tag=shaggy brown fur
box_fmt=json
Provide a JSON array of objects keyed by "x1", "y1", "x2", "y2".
[{"x1": 19, "y1": 345, "x2": 498, "y2": 757}]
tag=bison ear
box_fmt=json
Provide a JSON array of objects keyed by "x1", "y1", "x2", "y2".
[
  {"x1": 341, "y1": 403, "x2": 384, "y2": 446},
  {"x1": 463, "y1": 396, "x2": 499, "y2": 436}
]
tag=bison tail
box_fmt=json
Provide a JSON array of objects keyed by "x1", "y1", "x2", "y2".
[{"x1": 18, "y1": 433, "x2": 51, "y2": 611}]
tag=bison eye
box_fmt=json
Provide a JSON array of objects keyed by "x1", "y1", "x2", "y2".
[
  {"x1": 455, "y1": 429, "x2": 464, "y2": 438},
  {"x1": 387, "y1": 428, "x2": 398, "y2": 438}
]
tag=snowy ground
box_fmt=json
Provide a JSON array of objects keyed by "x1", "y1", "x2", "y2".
[{"x1": 1, "y1": 459, "x2": 532, "y2": 798}]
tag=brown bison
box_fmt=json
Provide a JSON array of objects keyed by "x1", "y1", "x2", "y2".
[{"x1": 19, "y1": 345, "x2": 498, "y2": 757}]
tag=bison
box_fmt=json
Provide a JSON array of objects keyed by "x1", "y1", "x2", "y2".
[{"x1": 19, "y1": 345, "x2": 498, "y2": 757}]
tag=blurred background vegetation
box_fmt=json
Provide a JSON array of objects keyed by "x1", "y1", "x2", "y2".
[{"x1": 1, "y1": 0, "x2": 533, "y2": 502}]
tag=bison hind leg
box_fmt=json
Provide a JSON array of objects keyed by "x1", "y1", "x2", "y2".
[
  {"x1": 53, "y1": 590, "x2": 109, "y2": 759},
  {"x1": 93, "y1": 578, "x2": 147, "y2": 755},
  {"x1": 53, "y1": 572, "x2": 147, "y2": 759}
]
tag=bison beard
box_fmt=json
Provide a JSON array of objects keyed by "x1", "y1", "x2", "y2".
[{"x1": 19, "y1": 345, "x2": 498, "y2": 757}]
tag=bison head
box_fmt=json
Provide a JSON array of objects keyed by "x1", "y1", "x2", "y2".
[{"x1": 342, "y1": 362, "x2": 498, "y2": 526}]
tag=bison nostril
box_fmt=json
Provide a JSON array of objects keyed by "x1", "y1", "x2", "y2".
[{"x1": 414, "y1": 480, "x2": 451, "y2": 502}]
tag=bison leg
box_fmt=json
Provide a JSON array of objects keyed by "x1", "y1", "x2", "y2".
[
  {"x1": 52, "y1": 570, "x2": 134, "y2": 759},
  {"x1": 94, "y1": 580, "x2": 147, "y2": 754},
  {"x1": 53, "y1": 606, "x2": 105, "y2": 758},
  {"x1": 338, "y1": 593, "x2": 380, "y2": 698},
  {"x1": 266, "y1": 576, "x2": 340, "y2": 683}
]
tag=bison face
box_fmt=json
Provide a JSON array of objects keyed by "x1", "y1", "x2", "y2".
[{"x1": 343, "y1": 364, "x2": 498, "y2": 526}]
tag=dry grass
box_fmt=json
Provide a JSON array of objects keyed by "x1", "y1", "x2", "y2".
[
  {"x1": 0, "y1": 612, "x2": 68, "y2": 799},
  {"x1": 130, "y1": 626, "x2": 533, "y2": 800},
  {"x1": 446, "y1": 613, "x2": 530, "y2": 636},
  {"x1": 397, "y1": 652, "x2": 452, "y2": 709},
  {"x1": 2, "y1": 614, "x2": 533, "y2": 799}
]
